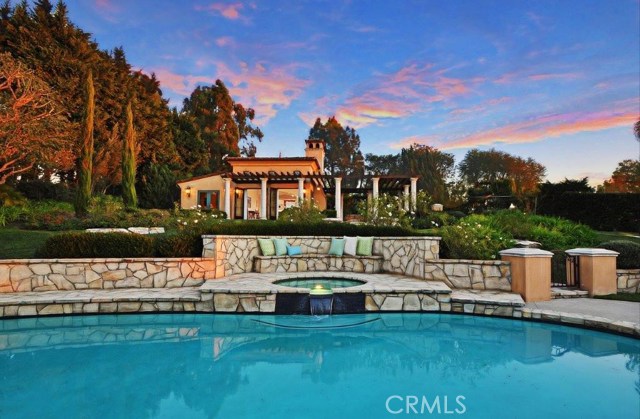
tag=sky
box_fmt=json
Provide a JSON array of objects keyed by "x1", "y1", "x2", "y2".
[{"x1": 66, "y1": 0, "x2": 639, "y2": 185}]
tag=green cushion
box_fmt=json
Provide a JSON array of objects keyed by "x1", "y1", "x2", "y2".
[
  {"x1": 328, "y1": 238, "x2": 345, "y2": 256},
  {"x1": 272, "y1": 238, "x2": 288, "y2": 256},
  {"x1": 258, "y1": 238, "x2": 276, "y2": 256},
  {"x1": 356, "y1": 236, "x2": 374, "y2": 256}
]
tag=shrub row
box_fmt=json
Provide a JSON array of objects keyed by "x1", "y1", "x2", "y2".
[
  {"x1": 597, "y1": 241, "x2": 640, "y2": 269},
  {"x1": 538, "y1": 192, "x2": 640, "y2": 232},
  {"x1": 36, "y1": 232, "x2": 203, "y2": 258}
]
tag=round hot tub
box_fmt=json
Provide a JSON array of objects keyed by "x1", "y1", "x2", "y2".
[{"x1": 273, "y1": 278, "x2": 366, "y2": 289}]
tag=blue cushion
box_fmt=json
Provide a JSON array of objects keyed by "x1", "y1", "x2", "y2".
[
  {"x1": 328, "y1": 238, "x2": 345, "y2": 256},
  {"x1": 272, "y1": 238, "x2": 288, "y2": 256},
  {"x1": 286, "y1": 245, "x2": 302, "y2": 256}
]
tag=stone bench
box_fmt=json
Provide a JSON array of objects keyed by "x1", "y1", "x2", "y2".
[{"x1": 253, "y1": 254, "x2": 384, "y2": 274}]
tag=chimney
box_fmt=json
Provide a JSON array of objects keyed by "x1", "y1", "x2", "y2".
[{"x1": 305, "y1": 139, "x2": 325, "y2": 173}]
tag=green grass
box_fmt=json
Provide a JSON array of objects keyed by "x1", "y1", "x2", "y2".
[
  {"x1": 594, "y1": 293, "x2": 640, "y2": 303},
  {"x1": 596, "y1": 231, "x2": 640, "y2": 245},
  {"x1": 0, "y1": 228, "x2": 60, "y2": 259}
]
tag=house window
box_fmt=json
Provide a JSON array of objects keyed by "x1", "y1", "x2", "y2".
[{"x1": 198, "y1": 190, "x2": 219, "y2": 210}]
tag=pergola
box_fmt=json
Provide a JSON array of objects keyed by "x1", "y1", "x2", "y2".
[{"x1": 221, "y1": 170, "x2": 418, "y2": 220}]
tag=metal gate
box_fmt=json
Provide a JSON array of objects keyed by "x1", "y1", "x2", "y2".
[{"x1": 551, "y1": 251, "x2": 580, "y2": 288}]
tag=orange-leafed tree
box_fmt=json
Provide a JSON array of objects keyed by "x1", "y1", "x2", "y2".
[{"x1": 0, "y1": 52, "x2": 74, "y2": 185}]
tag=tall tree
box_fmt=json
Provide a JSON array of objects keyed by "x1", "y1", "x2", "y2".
[
  {"x1": 121, "y1": 99, "x2": 137, "y2": 209},
  {"x1": 0, "y1": 52, "x2": 73, "y2": 184},
  {"x1": 307, "y1": 116, "x2": 364, "y2": 176},
  {"x1": 182, "y1": 80, "x2": 263, "y2": 171},
  {"x1": 74, "y1": 68, "x2": 94, "y2": 216},
  {"x1": 601, "y1": 159, "x2": 640, "y2": 193}
]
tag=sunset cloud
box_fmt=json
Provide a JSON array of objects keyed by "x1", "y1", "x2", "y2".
[
  {"x1": 301, "y1": 63, "x2": 479, "y2": 129},
  {"x1": 196, "y1": 2, "x2": 245, "y2": 21},
  {"x1": 389, "y1": 103, "x2": 638, "y2": 151}
]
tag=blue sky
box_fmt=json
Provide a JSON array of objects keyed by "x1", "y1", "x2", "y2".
[{"x1": 67, "y1": 0, "x2": 639, "y2": 184}]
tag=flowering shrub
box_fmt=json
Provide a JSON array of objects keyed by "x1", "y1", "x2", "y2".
[
  {"x1": 278, "y1": 200, "x2": 324, "y2": 223},
  {"x1": 440, "y1": 219, "x2": 514, "y2": 260},
  {"x1": 174, "y1": 205, "x2": 226, "y2": 232},
  {"x1": 356, "y1": 193, "x2": 411, "y2": 228}
]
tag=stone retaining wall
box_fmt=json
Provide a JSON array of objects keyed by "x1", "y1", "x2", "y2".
[
  {"x1": 423, "y1": 259, "x2": 511, "y2": 291},
  {"x1": 617, "y1": 269, "x2": 640, "y2": 293},
  {"x1": 253, "y1": 255, "x2": 382, "y2": 273},
  {"x1": 0, "y1": 258, "x2": 215, "y2": 293},
  {"x1": 202, "y1": 235, "x2": 440, "y2": 278}
]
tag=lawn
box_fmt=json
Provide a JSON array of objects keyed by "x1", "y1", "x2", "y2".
[
  {"x1": 596, "y1": 231, "x2": 640, "y2": 245},
  {"x1": 0, "y1": 228, "x2": 60, "y2": 259}
]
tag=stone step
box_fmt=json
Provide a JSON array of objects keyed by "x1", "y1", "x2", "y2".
[{"x1": 551, "y1": 288, "x2": 589, "y2": 299}]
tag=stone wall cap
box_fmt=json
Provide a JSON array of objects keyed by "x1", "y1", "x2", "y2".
[
  {"x1": 201, "y1": 234, "x2": 441, "y2": 240},
  {"x1": 565, "y1": 248, "x2": 619, "y2": 257},
  {"x1": 499, "y1": 248, "x2": 554, "y2": 258}
]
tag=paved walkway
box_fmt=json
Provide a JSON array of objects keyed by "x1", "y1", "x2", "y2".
[{"x1": 527, "y1": 298, "x2": 640, "y2": 324}]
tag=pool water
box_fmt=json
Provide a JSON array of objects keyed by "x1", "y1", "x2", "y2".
[
  {"x1": 1, "y1": 313, "x2": 638, "y2": 418},
  {"x1": 274, "y1": 277, "x2": 366, "y2": 289}
]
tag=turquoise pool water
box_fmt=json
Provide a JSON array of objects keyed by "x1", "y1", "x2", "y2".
[
  {"x1": 1, "y1": 313, "x2": 638, "y2": 418},
  {"x1": 274, "y1": 277, "x2": 366, "y2": 288}
]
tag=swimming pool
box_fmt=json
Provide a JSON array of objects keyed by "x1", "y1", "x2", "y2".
[{"x1": 1, "y1": 313, "x2": 638, "y2": 418}]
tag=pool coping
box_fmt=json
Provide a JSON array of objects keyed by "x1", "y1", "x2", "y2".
[{"x1": 0, "y1": 271, "x2": 637, "y2": 338}]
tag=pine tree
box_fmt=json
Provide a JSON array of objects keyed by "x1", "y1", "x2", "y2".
[
  {"x1": 121, "y1": 99, "x2": 137, "y2": 209},
  {"x1": 75, "y1": 68, "x2": 95, "y2": 217}
]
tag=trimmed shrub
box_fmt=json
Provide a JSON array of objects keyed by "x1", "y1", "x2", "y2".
[
  {"x1": 538, "y1": 192, "x2": 640, "y2": 232},
  {"x1": 597, "y1": 241, "x2": 640, "y2": 269},
  {"x1": 36, "y1": 232, "x2": 155, "y2": 258},
  {"x1": 154, "y1": 233, "x2": 203, "y2": 257},
  {"x1": 440, "y1": 219, "x2": 514, "y2": 260},
  {"x1": 412, "y1": 212, "x2": 454, "y2": 230}
]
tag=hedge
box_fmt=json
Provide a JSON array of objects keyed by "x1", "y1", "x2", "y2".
[
  {"x1": 537, "y1": 192, "x2": 639, "y2": 232},
  {"x1": 597, "y1": 241, "x2": 640, "y2": 269},
  {"x1": 36, "y1": 232, "x2": 156, "y2": 258},
  {"x1": 35, "y1": 222, "x2": 422, "y2": 258}
]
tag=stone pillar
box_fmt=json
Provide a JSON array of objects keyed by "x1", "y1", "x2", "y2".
[
  {"x1": 565, "y1": 248, "x2": 619, "y2": 296},
  {"x1": 372, "y1": 177, "x2": 380, "y2": 200},
  {"x1": 243, "y1": 190, "x2": 248, "y2": 220},
  {"x1": 403, "y1": 184, "x2": 410, "y2": 211},
  {"x1": 260, "y1": 178, "x2": 268, "y2": 220},
  {"x1": 334, "y1": 177, "x2": 342, "y2": 220},
  {"x1": 499, "y1": 248, "x2": 553, "y2": 302},
  {"x1": 297, "y1": 178, "x2": 305, "y2": 205},
  {"x1": 410, "y1": 177, "x2": 418, "y2": 211},
  {"x1": 223, "y1": 177, "x2": 231, "y2": 217}
]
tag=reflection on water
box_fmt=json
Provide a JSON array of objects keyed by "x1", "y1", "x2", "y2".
[{"x1": 0, "y1": 313, "x2": 638, "y2": 419}]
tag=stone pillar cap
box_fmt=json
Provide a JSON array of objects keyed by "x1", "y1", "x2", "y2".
[
  {"x1": 565, "y1": 248, "x2": 619, "y2": 257},
  {"x1": 499, "y1": 248, "x2": 553, "y2": 258}
]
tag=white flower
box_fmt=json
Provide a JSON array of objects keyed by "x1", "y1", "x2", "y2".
[
  {"x1": 194, "y1": 220, "x2": 198, "y2": 223},
  {"x1": 182, "y1": 221, "x2": 187, "y2": 225}
]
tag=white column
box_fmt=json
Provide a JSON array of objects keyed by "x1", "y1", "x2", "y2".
[
  {"x1": 410, "y1": 177, "x2": 418, "y2": 211},
  {"x1": 243, "y1": 190, "x2": 248, "y2": 220},
  {"x1": 260, "y1": 178, "x2": 268, "y2": 220},
  {"x1": 224, "y1": 177, "x2": 231, "y2": 217},
  {"x1": 297, "y1": 178, "x2": 305, "y2": 205},
  {"x1": 334, "y1": 177, "x2": 342, "y2": 220},
  {"x1": 403, "y1": 184, "x2": 410, "y2": 211},
  {"x1": 372, "y1": 177, "x2": 379, "y2": 200}
]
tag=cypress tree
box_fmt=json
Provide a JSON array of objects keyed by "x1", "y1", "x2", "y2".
[
  {"x1": 121, "y1": 98, "x2": 137, "y2": 209},
  {"x1": 74, "y1": 68, "x2": 94, "y2": 217}
]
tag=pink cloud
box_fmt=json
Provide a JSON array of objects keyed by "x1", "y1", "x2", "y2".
[
  {"x1": 153, "y1": 63, "x2": 310, "y2": 124},
  {"x1": 389, "y1": 101, "x2": 638, "y2": 150},
  {"x1": 215, "y1": 62, "x2": 311, "y2": 124},
  {"x1": 215, "y1": 36, "x2": 235, "y2": 47},
  {"x1": 300, "y1": 63, "x2": 478, "y2": 129},
  {"x1": 196, "y1": 2, "x2": 245, "y2": 21}
]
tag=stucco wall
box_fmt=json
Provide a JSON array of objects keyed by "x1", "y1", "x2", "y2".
[{"x1": 178, "y1": 175, "x2": 227, "y2": 210}]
